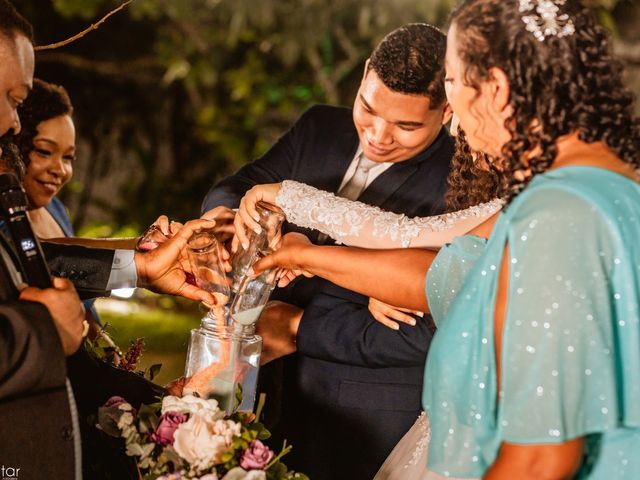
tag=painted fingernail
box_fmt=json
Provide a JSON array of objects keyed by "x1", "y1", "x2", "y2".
[
  {"x1": 409, "y1": 319, "x2": 416, "y2": 326},
  {"x1": 416, "y1": 312, "x2": 424, "y2": 318},
  {"x1": 253, "y1": 226, "x2": 262, "y2": 234},
  {"x1": 242, "y1": 241, "x2": 249, "y2": 250}
]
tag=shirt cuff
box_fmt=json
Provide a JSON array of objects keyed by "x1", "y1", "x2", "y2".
[{"x1": 106, "y1": 249, "x2": 138, "y2": 289}]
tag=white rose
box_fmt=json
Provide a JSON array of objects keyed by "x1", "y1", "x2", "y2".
[
  {"x1": 221, "y1": 467, "x2": 266, "y2": 480},
  {"x1": 211, "y1": 419, "x2": 242, "y2": 445},
  {"x1": 172, "y1": 413, "x2": 233, "y2": 472},
  {"x1": 161, "y1": 395, "x2": 224, "y2": 422},
  {"x1": 117, "y1": 411, "x2": 134, "y2": 430},
  {"x1": 118, "y1": 402, "x2": 134, "y2": 412}
]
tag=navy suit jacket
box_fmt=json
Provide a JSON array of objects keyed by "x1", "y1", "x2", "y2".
[{"x1": 202, "y1": 104, "x2": 454, "y2": 479}]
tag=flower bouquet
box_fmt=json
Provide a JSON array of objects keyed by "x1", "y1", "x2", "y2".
[{"x1": 97, "y1": 394, "x2": 308, "y2": 480}]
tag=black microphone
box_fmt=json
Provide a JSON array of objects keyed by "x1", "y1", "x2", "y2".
[{"x1": 0, "y1": 172, "x2": 52, "y2": 288}]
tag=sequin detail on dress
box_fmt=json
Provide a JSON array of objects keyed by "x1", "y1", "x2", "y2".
[{"x1": 276, "y1": 180, "x2": 504, "y2": 248}]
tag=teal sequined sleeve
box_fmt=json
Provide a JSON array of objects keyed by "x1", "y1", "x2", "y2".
[
  {"x1": 423, "y1": 167, "x2": 640, "y2": 479},
  {"x1": 500, "y1": 186, "x2": 640, "y2": 444}
]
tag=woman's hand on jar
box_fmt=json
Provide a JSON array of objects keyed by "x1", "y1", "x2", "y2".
[
  {"x1": 233, "y1": 183, "x2": 283, "y2": 252},
  {"x1": 368, "y1": 297, "x2": 423, "y2": 330},
  {"x1": 252, "y1": 232, "x2": 314, "y2": 286},
  {"x1": 275, "y1": 267, "x2": 313, "y2": 288}
]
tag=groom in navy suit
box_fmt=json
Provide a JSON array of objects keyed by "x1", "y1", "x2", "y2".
[{"x1": 202, "y1": 24, "x2": 453, "y2": 479}]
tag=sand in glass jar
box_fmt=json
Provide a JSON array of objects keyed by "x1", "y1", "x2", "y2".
[{"x1": 183, "y1": 321, "x2": 262, "y2": 413}]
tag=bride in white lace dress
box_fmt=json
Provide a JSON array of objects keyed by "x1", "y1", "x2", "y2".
[
  {"x1": 226, "y1": 136, "x2": 503, "y2": 479},
  {"x1": 231, "y1": 129, "x2": 503, "y2": 252}
]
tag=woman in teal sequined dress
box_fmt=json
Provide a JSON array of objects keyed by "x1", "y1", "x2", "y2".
[
  {"x1": 424, "y1": 1, "x2": 640, "y2": 476},
  {"x1": 243, "y1": 1, "x2": 640, "y2": 477}
]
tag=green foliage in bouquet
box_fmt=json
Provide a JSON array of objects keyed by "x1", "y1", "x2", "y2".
[{"x1": 85, "y1": 327, "x2": 163, "y2": 382}]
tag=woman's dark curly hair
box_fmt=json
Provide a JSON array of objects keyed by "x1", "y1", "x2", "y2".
[
  {"x1": 16, "y1": 78, "x2": 73, "y2": 167},
  {"x1": 445, "y1": 130, "x2": 503, "y2": 211},
  {"x1": 449, "y1": 0, "x2": 640, "y2": 200}
]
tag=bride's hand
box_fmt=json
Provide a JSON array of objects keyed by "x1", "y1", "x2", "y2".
[
  {"x1": 368, "y1": 297, "x2": 423, "y2": 331},
  {"x1": 233, "y1": 183, "x2": 283, "y2": 251}
]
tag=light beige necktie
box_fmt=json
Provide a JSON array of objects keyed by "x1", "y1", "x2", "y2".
[{"x1": 338, "y1": 155, "x2": 378, "y2": 200}]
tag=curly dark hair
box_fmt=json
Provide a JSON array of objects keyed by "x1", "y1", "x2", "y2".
[
  {"x1": 449, "y1": 0, "x2": 640, "y2": 200},
  {"x1": 445, "y1": 130, "x2": 503, "y2": 211},
  {"x1": 16, "y1": 78, "x2": 73, "y2": 167},
  {"x1": 368, "y1": 23, "x2": 447, "y2": 108}
]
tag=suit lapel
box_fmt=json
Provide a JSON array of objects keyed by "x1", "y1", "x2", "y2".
[
  {"x1": 0, "y1": 233, "x2": 22, "y2": 300},
  {"x1": 358, "y1": 127, "x2": 449, "y2": 207},
  {"x1": 358, "y1": 161, "x2": 419, "y2": 207},
  {"x1": 308, "y1": 128, "x2": 359, "y2": 193}
]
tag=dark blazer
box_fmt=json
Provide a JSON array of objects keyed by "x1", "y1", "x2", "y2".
[
  {"x1": 46, "y1": 197, "x2": 102, "y2": 320},
  {"x1": 0, "y1": 219, "x2": 114, "y2": 300},
  {"x1": 202, "y1": 104, "x2": 453, "y2": 479},
  {"x1": 0, "y1": 232, "x2": 158, "y2": 479},
  {"x1": 41, "y1": 242, "x2": 114, "y2": 299},
  {"x1": 0, "y1": 235, "x2": 77, "y2": 478}
]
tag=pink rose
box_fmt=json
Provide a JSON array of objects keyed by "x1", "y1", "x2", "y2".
[
  {"x1": 103, "y1": 396, "x2": 127, "y2": 408},
  {"x1": 239, "y1": 440, "x2": 274, "y2": 470},
  {"x1": 151, "y1": 411, "x2": 188, "y2": 446}
]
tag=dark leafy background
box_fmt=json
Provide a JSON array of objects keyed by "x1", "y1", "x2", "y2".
[{"x1": 19, "y1": 0, "x2": 640, "y2": 235}]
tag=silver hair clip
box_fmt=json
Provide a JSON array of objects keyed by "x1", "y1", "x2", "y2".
[{"x1": 519, "y1": 0, "x2": 575, "y2": 42}]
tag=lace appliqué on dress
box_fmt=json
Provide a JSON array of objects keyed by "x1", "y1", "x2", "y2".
[
  {"x1": 404, "y1": 411, "x2": 431, "y2": 469},
  {"x1": 276, "y1": 180, "x2": 504, "y2": 247}
]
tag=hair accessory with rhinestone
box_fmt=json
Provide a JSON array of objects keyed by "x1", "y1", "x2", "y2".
[{"x1": 518, "y1": 0, "x2": 575, "y2": 42}]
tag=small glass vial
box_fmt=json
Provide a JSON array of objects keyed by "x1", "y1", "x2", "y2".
[
  {"x1": 187, "y1": 229, "x2": 230, "y2": 321},
  {"x1": 183, "y1": 319, "x2": 262, "y2": 413},
  {"x1": 229, "y1": 265, "x2": 279, "y2": 326},
  {"x1": 231, "y1": 201, "x2": 285, "y2": 292}
]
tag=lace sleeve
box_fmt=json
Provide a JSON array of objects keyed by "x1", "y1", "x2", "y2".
[{"x1": 276, "y1": 180, "x2": 503, "y2": 249}]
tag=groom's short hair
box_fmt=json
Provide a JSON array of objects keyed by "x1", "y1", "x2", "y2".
[
  {"x1": 0, "y1": 0, "x2": 34, "y2": 43},
  {"x1": 368, "y1": 23, "x2": 446, "y2": 108}
]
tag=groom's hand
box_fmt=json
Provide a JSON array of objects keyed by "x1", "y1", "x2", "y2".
[
  {"x1": 256, "y1": 301, "x2": 302, "y2": 365},
  {"x1": 199, "y1": 206, "x2": 236, "y2": 243}
]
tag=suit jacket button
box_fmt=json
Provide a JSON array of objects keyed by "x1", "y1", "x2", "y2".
[{"x1": 61, "y1": 425, "x2": 74, "y2": 441}]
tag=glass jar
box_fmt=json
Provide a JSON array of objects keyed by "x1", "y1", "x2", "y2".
[
  {"x1": 183, "y1": 319, "x2": 262, "y2": 413},
  {"x1": 231, "y1": 201, "x2": 285, "y2": 292}
]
